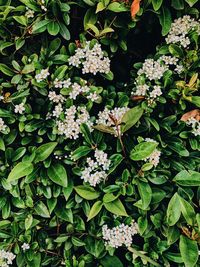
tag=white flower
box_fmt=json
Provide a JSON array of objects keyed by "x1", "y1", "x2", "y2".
[
  {"x1": 102, "y1": 221, "x2": 138, "y2": 248},
  {"x1": 62, "y1": 78, "x2": 71, "y2": 88},
  {"x1": 68, "y1": 41, "x2": 110, "y2": 75},
  {"x1": 25, "y1": 8, "x2": 34, "y2": 18},
  {"x1": 69, "y1": 83, "x2": 82, "y2": 100},
  {"x1": 94, "y1": 149, "x2": 111, "y2": 171},
  {"x1": 144, "y1": 138, "x2": 161, "y2": 167},
  {"x1": 21, "y1": 243, "x2": 30, "y2": 251},
  {"x1": 0, "y1": 118, "x2": 7, "y2": 132},
  {"x1": 137, "y1": 58, "x2": 168, "y2": 81},
  {"x1": 87, "y1": 92, "x2": 99, "y2": 102},
  {"x1": 186, "y1": 117, "x2": 200, "y2": 136},
  {"x1": 166, "y1": 15, "x2": 200, "y2": 47},
  {"x1": 54, "y1": 78, "x2": 63, "y2": 88},
  {"x1": 133, "y1": 84, "x2": 149, "y2": 96},
  {"x1": 175, "y1": 64, "x2": 184, "y2": 74},
  {"x1": 14, "y1": 103, "x2": 25, "y2": 114},
  {"x1": 48, "y1": 91, "x2": 65, "y2": 103},
  {"x1": 56, "y1": 106, "x2": 92, "y2": 139},
  {"x1": 0, "y1": 250, "x2": 16, "y2": 266},
  {"x1": 35, "y1": 68, "x2": 50, "y2": 82},
  {"x1": 149, "y1": 85, "x2": 162, "y2": 98},
  {"x1": 96, "y1": 107, "x2": 129, "y2": 136},
  {"x1": 52, "y1": 103, "x2": 63, "y2": 118},
  {"x1": 159, "y1": 55, "x2": 178, "y2": 65}
]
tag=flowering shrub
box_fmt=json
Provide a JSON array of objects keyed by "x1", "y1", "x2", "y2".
[{"x1": 0, "y1": 0, "x2": 200, "y2": 267}]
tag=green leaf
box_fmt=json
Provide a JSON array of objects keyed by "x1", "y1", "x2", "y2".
[
  {"x1": 93, "y1": 124, "x2": 115, "y2": 135},
  {"x1": 80, "y1": 123, "x2": 93, "y2": 145},
  {"x1": 185, "y1": 0, "x2": 198, "y2": 7},
  {"x1": 7, "y1": 162, "x2": 34, "y2": 182},
  {"x1": 104, "y1": 198, "x2": 128, "y2": 216},
  {"x1": 167, "y1": 193, "x2": 181, "y2": 226},
  {"x1": 82, "y1": 0, "x2": 96, "y2": 6},
  {"x1": 87, "y1": 201, "x2": 103, "y2": 221},
  {"x1": 74, "y1": 185, "x2": 100, "y2": 200},
  {"x1": 152, "y1": 0, "x2": 163, "y2": 11},
  {"x1": 35, "y1": 201, "x2": 50, "y2": 218},
  {"x1": 137, "y1": 181, "x2": 152, "y2": 210},
  {"x1": 96, "y1": 2, "x2": 106, "y2": 13},
  {"x1": 178, "y1": 195, "x2": 195, "y2": 225},
  {"x1": 173, "y1": 170, "x2": 200, "y2": 186},
  {"x1": 32, "y1": 20, "x2": 50, "y2": 33},
  {"x1": 171, "y1": 0, "x2": 184, "y2": 10},
  {"x1": 179, "y1": 235, "x2": 198, "y2": 267},
  {"x1": 47, "y1": 163, "x2": 68, "y2": 187},
  {"x1": 100, "y1": 255, "x2": 124, "y2": 267},
  {"x1": 121, "y1": 106, "x2": 143, "y2": 133},
  {"x1": 130, "y1": 142, "x2": 158, "y2": 161},
  {"x1": 47, "y1": 21, "x2": 60, "y2": 36},
  {"x1": 0, "y1": 63, "x2": 14, "y2": 76},
  {"x1": 13, "y1": 15, "x2": 27, "y2": 26},
  {"x1": 158, "y1": 6, "x2": 172, "y2": 36},
  {"x1": 169, "y1": 44, "x2": 184, "y2": 57},
  {"x1": 59, "y1": 22, "x2": 70, "y2": 40},
  {"x1": 34, "y1": 142, "x2": 57, "y2": 163},
  {"x1": 0, "y1": 138, "x2": 5, "y2": 151},
  {"x1": 71, "y1": 146, "x2": 92, "y2": 161},
  {"x1": 107, "y1": 2, "x2": 128, "y2": 12}
]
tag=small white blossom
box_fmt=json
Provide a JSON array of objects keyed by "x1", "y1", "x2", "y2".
[
  {"x1": 68, "y1": 41, "x2": 110, "y2": 75},
  {"x1": 149, "y1": 85, "x2": 162, "y2": 99},
  {"x1": 0, "y1": 118, "x2": 7, "y2": 132},
  {"x1": 87, "y1": 92, "x2": 99, "y2": 102},
  {"x1": 102, "y1": 221, "x2": 138, "y2": 248},
  {"x1": 137, "y1": 58, "x2": 168, "y2": 81},
  {"x1": 48, "y1": 91, "x2": 65, "y2": 103},
  {"x1": 166, "y1": 15, "x2": 200, "y2": 48},
  {"x1": 25, "y1": 8, "x2": 34, "y2": 18},
  {"x1": 52, "y1": 103, "x2": 63, "y2": 118},
  {"x1": 62, "y1": 78, "x2": 71, "y2": 88},
  {"x1": 21, "y1": 243, "x2": 30, "y2": 251},
  {"x1": 133, "y1": 84, "x2": 149, "y2": 96},
  {"x1": 175, "y1": 64, "x2": 184, "y2": 74},
  {"x1": 35, "y1": 68, "x2": 50, "y2": 82},
  {"x1": 186, "y1": 117, "x2": 200, "y2": 136},
  {"x1": 0, "y1": 250, "x2": 16, "y2": 266},
  {"x1": 81, "y1": 149, "x2": 110, "y2": 186},
  {"x1": 144, "y1": 138, "x2": 161, "y2": 167},
  {"x1": 14, "y1": 103, "x2": 25, "y2": 114},
  {"x1": 54, "y1": 78, "x2": 63, "y2": 88}
]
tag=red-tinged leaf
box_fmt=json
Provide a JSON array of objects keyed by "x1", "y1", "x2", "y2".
[{"x1": 131, "y1": 0, "x2": 142, "y2": 18}]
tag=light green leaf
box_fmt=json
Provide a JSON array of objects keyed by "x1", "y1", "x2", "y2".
[
  {"x1": 34, "y1": 142, "x2": 57, "y2": 163},
  {"x1": 35, "y1": 201, "x2": 50, "y2": 218},
  {"x1": 173, "y1": 170, "x2": 200, "y2": 186},
  {"x1": 137, "y1": 181, "x2": 152, "y2": 210},
  {"x1": 74, "y1": 185, "x2": 100, "y2": 200},
  {"x1": 178, "y1": 195, "x2": 195, "y2": 225},
  {"x1": 7, "y1": 162, "x2": 34, "y2": 182},
  {"x1": 87, "y1": 201, "x2": 103, "y2": 221},
  {"x1": 130, "y1": 142, "x2": 158, "y2": 161},
  {"x1": 166, "y1": 193, "x2": 181, "y2": 226},
  {"x1": 121, "y1": 106, "x2": 143, "y2": 133}
]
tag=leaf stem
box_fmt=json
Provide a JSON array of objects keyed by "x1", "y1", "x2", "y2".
[{"x1": 128, "y1": 247, "x2": 161, "y2": 267}]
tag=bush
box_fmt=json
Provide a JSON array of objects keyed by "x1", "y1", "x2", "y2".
[{"x1": 0, "y1": 0, "x2": 200, "y2": 266}]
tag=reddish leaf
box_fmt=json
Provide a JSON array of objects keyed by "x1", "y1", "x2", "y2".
[
  {"x1": 180, "y1": 109, "x2": 200, "y2": 122},
  {"x1": 131, "y1": 0, "x2": 142, "y2": 18}
]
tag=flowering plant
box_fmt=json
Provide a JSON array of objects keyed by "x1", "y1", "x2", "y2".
[{"x1": 0, "y1": 0, "x2": 200, "y2": 266}]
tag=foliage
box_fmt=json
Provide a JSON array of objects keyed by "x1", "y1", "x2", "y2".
[{"x1": 0, "y1": 0, "x2": 200, "y2": 267}]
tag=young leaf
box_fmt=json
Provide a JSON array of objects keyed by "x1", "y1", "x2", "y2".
[
  {"x1": 173, "y1": 170, "x2": 200, "y2": 186},
  {"x1": 35, "y1": 201, "x2": 50, "y2": 218},
  {"x1": 87, "y1": 201, "x2": 103, "y2": 221},
  {"x1": 47, "y1": 163, "x2": 68, "y2": 187},
  {"x1": 7, "y1": 162, "x2": 34, "y2": 182},
  {"x1": 131, "y1": 0, "x2": 142, "y2": 18}
]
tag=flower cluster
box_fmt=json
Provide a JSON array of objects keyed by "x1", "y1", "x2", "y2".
[
  {"x1": 69, "y1": 82, "x2": 99, "y2": 102},
  {"x1": 56, "y1": 105, "x2": 93, "y2": 139},
  {"x1": 35, "y1": 69, "x2": 50, "y2": 82},
  {"x1": 96, "y1": 107, "x2": 129, "y2": 135},
  {"x1": 144, "y1": 138, "x2": 161, "y2": 167},
  {"x1": 48, "y1": 91, "x2": 65, "y2": 103},
  {"x1": 54, "y1": 78, "x2": 71, "y2": 89},
  {"x1": 0, "y1": 118, "x2": 7, "y2": 132},
  {"x1": 102, "y1": 221, "x2": 138, "y2": 248},
  {"x1": 21, "y1": 243, "x2": 30, "y2": 251},
  {"x1": 0, "y1": 250, "x2": 15, "y2": 266},
  {"x1": 14, "y1": 103, "x2": 25, "y2": 114},
  {"x1": 186, "y1": 117, "x2": 200, "y2": 136},
  {"x1": 166, "y1": 15, "x2": 200, "y2": 47},
  {"x1": 25, "y1": 7, "x2": 34, "y2": 18},
  {"x1": 68, "y1": 41, "x2": 110, "y2": 75},
  {"x1": 81, "y1": 149, "x2": 111, "y2": 187}
]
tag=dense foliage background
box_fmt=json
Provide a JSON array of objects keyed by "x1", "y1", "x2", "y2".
[{"x1": 0, "y1": 0, "x2": 200, "y2": 266}]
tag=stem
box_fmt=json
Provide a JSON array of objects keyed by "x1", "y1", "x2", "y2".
[{"x1": 128, "y1": 247, "x2": 161, "y2": 267}]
